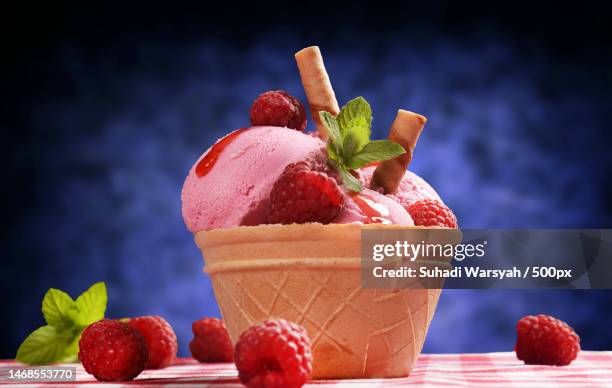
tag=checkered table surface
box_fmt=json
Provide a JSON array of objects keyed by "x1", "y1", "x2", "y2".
[{"x1": 1, "y1": 352, "x2": 611, "y2": 387}]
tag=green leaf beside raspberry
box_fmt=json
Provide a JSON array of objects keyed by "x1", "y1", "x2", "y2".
[
  {"x1": 16, "y1": 282, "x2": 107, "y2": 365},
  {"x1": 42, "y1": 288, "x2": 75, "y2": 331},
  {"x1": 319, "y1": 97, "x2": 405, "y2": 192},
  {"x1": 73, "y1": 282, "x2": 108, "y2": 327}
]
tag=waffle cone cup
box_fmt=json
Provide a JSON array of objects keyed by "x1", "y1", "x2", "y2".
[{"x1": 195, "y1": 223, "x2": 460, "y2": 379}]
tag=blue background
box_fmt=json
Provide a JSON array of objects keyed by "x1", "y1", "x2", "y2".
[{"x1": 2, "y1": 3, "x2": 612, "y2": 358}]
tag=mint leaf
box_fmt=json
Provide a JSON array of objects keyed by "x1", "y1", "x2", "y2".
[
  {"x1": 60, "y1": 329, "x2": 83, "y2": 363},
  {"x1": 17, "y1": 282, "x2": 108, "y2": 365},
  {"x1": 327, "y1": 143, "x2": 340, "y2": 164},
  {"x1": 42, "y1": 288, "x2": 75, "y2": 331},
  {"x1": 341, "y1": 116, "x2": 371, "y2": 158},
  {"x1": 337, "y1": 96, "x2": 372, "y2": 134},
  {"x1": 338, "y1": 97, "x2": 372, "y2": 158},
  {"x1": 347, "y1": 140, "x2": 406, "y2": 169},
  {"x1": 16, "y1": 325, "x2": 72, "y2": 365},
  {"x1": 319, "y1": 111, "x2": 342, "y2": 155},
  {"x1": 73, "y1": 282, "x2": 107, "y2": 327},
  {"x1": 321, "y1": 96, "x2": 407, "y2": 193},
  {"x1": 339, "y1": 169, "x2": 362, "y2": 192}
]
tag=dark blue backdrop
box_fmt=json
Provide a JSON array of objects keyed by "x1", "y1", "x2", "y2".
[{"x1": 2, "y1": 3, "x2": 612, "y2": 358}]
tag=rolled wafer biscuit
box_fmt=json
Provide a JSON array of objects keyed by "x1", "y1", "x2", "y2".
[
  {"x1": 295, "y1": 46, "x2": 340, "y2": 139},
  {"x1": 372, "y1": 109, "x2": 427, "y2": 194}
]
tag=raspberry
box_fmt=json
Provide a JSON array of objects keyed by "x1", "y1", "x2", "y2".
[
  {"x1": 78, "y1": 319, "x2": 148, "y2": 382},
  {"x1": 407, "y1": 199, "x2": 458, "y2": 228},
  {"x1": 267, "y1": 162, "x2": 344, "y2": 224},
  {"x1": 515, "y1": 314, "x2": 580, "y2": 366},
  {"x1": 126, "y1": 316, "x2": 178, "y2": 369},
  {"x1": 235, "y1": 319, "x2": 312, "y2": 388},
  {"x1": 189, "y1": 318, "x2": 234, "y2": 362},
  {"x1": 250, "y1": 90, "x2": 307, "y2": 131}
]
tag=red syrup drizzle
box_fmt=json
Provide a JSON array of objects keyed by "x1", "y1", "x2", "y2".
[
  {"x1": 195, "y1": 128, "x2": 250, "y2": 177},
  {"x1": 363, "y1": 161, "x2": 381, "y2": 168},
  {"x1": 351, "y1": 193, "x2": 393, "y2": 224}
]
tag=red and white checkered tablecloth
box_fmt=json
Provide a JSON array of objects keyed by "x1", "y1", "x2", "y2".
[{"x1": 1, "y1": 352, "x2": 611, "y2": 387}]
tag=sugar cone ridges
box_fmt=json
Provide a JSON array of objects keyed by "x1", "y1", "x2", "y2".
[{"x1": 196, "y1": 223, "x2": 459, "y2": 379}]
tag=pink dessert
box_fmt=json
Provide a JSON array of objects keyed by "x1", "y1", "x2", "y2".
[
  {"x1": 181, "y1": 127, "x2": 446, "y2": 231},
  {"x1": 182, "y1": 47, "x2": 459, "y2": 383},
  {"x1": 181, "y1": 48, "x2": 456, "y2": 233},
  {"x1": 181, "y1": 126, "x2": 324, "y2": 232}
]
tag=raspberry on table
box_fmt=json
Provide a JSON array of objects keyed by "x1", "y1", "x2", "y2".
[
  {"x1": 189, "y1": 317, "x2": 234, "y2": 362},
  {"x1": 267, "y1": 162, "x2": 344, "y2": 224},
  {"x1": 235, "y1": 319, "x2": 312, "y2": 388},
  {"x1": 250, "y1": 90, "x2": 307, "y2": 131},
  {"x1": 407, "y1": 199, "x2": 458, "y2": 228},
  {"x1": 126, "y1": 315, "x2": 178, "y2": 369},
  {"x1": 78, "y1": 319, "x2": 148, "y2": 382},
  {"x1": 515, "y1": 314, "x2": 580, "y2": 366}
]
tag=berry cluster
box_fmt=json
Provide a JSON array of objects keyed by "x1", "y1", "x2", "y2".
[
  {"x1": 515, "y1": 314, "x2": 580, "y2": 366},
  {"x1": 189, "y1": 317, "x2": 234, "y2": 362},
  {"x1": 189, "y1": 318, "x2": 313, "y2": 388},
  {"x1": 268, "y1": 162, "x2": 344, "y2": 224},
  {"x1": 79, "y1": 319, "x2": 149, "y2": 382},
  {"x1": 250, "y1": 90, "x2": 307, "y2": 131},
  {"x1": 79, "y1": 315, "x2": 313, "y2": 387},
  {"x1": 126, "y1": 316, "x2": 178, "y2": 369},
  {"x1": 79, "y1": 316, "x2": 178, "y2": 381},
  {"x1": 407, "y1": 199, "x2": 458, "y2": 228},
  {"x1": 235, "y1": 319, "x2": 313, "y2": 388}
]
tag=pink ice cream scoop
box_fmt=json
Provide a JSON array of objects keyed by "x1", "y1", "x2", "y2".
[
  {"x1": 359, "y1": 166, "x2": 441, "y2": 209},
  {"x1": 181, "y1": 126, "x2": 441, "y2": 232},
  {"x1": 335, "y1": 188, "x2": 414, "y2": 225},
  {"x1": 181, "y1": 126, "x2": 324, "y2": 232}
]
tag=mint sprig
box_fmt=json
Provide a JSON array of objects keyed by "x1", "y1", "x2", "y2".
[
  {"x1": 319, "y1": 97, "x2": 405, "y2": 192},
  {"x1": 16, "y1": 282, "x2": 107, "y2": 365}
]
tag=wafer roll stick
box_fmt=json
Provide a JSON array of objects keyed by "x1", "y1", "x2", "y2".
[
  {"x1": 372, "y1": 109, "x2": 427, "y2": 194},
  {"x1": 295, "y1": 46, "x2": 340, "y2": 139}
]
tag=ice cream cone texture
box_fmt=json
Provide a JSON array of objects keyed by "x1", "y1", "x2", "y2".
[{"x1": 196, "y1": 223, "x2": 461, "y2": 379}]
